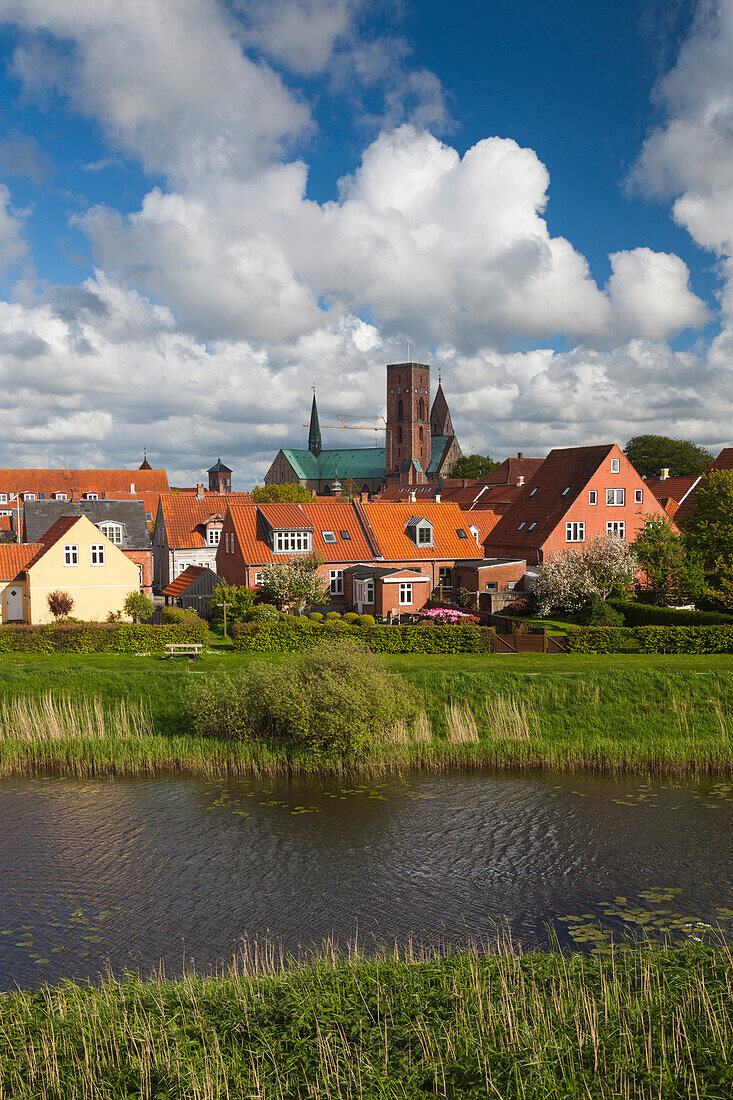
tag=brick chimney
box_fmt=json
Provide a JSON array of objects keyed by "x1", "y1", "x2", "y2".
[
  {"x1": 196, "y1": 483, "x2": 206, "y2": 499},
  {"x1": 517, "y1": 452, "x2": 523, "y2": 459},
  {"x1": 361, "y1": 491, "x2": 370, "y2": 503}
]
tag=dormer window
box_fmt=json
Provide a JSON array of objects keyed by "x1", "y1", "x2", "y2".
[
  {"x1": 52, "y1": 492, "x2": 68, "y2": 500},
  {"x1": 406, "y1": 516, "x2": 434, "y2": 546},
  {"x1": 99, "y1": 522, "x2": 123, "y2": 545},
  {"x1": 469, "y1": 524, "x2": 480, "y2": 543},
  {"x1": 23, "y1": 493, "x2": 36, "y2": 501},
  {"x1": 207, "y1": 527, "x2": 221, "y2": 546},
  {"x1": 274, "y1": 529, "x2": 312, "y2": 553},
  {"x1": 417, "y1": 526, "x2": 432, "y2": 545},
  {"x1": 84, "y1": 493, "x2": 98, "y2": 501}
]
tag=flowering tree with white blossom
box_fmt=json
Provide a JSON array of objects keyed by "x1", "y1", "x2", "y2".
[{"x1": 533, "y1": 534, "x2": 636, "y2": 617}]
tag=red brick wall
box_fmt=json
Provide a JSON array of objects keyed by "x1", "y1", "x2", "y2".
[
  {"x1": 378, "y1": 577, "x2": 432, "y2": 616},
  {"x1": 385, "y1": 363, "x2": 431, "y2": 481},
  {"x1": 124, "y1": 549, "x2": 153, "y2": 593},
  {"x1": 456, "y1": 560, "x2": 526, "y2": 591}
]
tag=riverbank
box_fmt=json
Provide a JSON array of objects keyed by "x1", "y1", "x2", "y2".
[
  {"x1": 1, "y1": 941, "x2": 730, "y2": 1098},
  {"x1": 0, "y1": 651, "x2": 732, "y2": 777}
]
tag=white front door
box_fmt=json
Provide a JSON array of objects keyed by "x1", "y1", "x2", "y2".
[{"x1": 5, "y1": 586, "x2": 23, "y2": 621}]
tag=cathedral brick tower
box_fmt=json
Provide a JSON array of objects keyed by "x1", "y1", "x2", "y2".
[
  {"x1": 385, "y1": 363, "x2": 431, "y2": 484},
  {"x1": 208, "y1": 458, "x2": 232, "y2": 493}
]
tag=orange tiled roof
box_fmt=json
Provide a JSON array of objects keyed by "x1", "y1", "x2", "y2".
[
  {"x1": 162, "y1": 565, "x2": 207, "y2": 598},
  {"x1": 256, "y1": 503, "x2": 314, "y2": 530},
  {"x1": 0, "y1": 468, "x2": 169, "y2": 500},
  {"x1": 0, "y1": 543, "x2": 41, "y2": 579},
  {"x1": 360, "y1": 502, "x2": 484, "y2": 561},
  {"x1": 710, "y1": 448, "x2": 733, "y2": 472},
  {"x1": 158, "y1": 493, "x2": 253, "y2": 549},
  {"x1": 226, "y1": 503, "x2": 375, "y2": 564},
  {"x1": 480, "y1": 456, "x2": 545, "y2": 486}
]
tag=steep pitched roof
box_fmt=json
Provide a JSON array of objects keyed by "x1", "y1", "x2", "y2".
[
  {"x1": 23, "y1": 500, "x2": 151, "y2": 548},
  {"x1": 481, "y1": 456, "x2": 545, "y2": 487},
  {"x1": 0, "y1": 468, "x2": 169, "y2": 499},
  {"x1": 208, "y1": 458, "x2": 232, "y2": 474},
  {"x1": 225, "y1": 502, "x2": 374, "y2": 564},
  {"x1": 22, "y1": 516, "x2": 82, "y2": 570},
  {"x1": 430, "y1": 382, "x2": 454, "y2": 436},
  {"x1": 483, "y1": 445, "x2": 616, "y2": 551},
  {"x1": 162, "y1": 565, "x2": 207, "y2": 598},
  {"x1": 710, "y1": 448, "x2": 733, "y2": 471},
  {"x1": 361, "y1": 502, "x2": 484, "y2": 561},
  {"x1": 158, "y1": 492, "x2": 253, "y2": 549},
  {"x1": 308, "y1": 393, "x2": 322, "y2": 453},
  {"x1": 256, "y1": 503, "x2": 314, "y2": 530},
  {"x1": 0, "y1": 543, "x2": 40, "y2": 580}
]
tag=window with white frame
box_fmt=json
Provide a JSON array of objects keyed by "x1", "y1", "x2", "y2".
[
  {"x1": 99, "y1": 522, "x2": 123, "y2": 545},
  {"x1": 363, "y1": 578, "x2": 374, "y2": 604},
  {"x1": 606, "y1": 488, "x2": 625, "y2": 506},
  {"x1": 607, "y1": 521, "x2": 626, "y2": 538},
  {"x1": 64, "y1": 544, "x2": 78, "y2": 565},
  {"x1": 84, "y1": 493, "x2": 98, "y2": 500},
  {"x1": 329, "y1": 569, "x2": 344, "y2": 596},
  {"x1": 399, "y1": 582, "x2": 413, "y2": 605},
  {"x1": 635, "y1": 489, "x2": 643, "y2": 504},
  {"x1": 53, "y1": 493, "x2": 68, "y2": 500},
  {"x1": 321, "y1": 530, "x2": 337, "y2": 544},
  {"x1": 206, "y1": 527, "x2": 221, "y2": 546},
  {"x1": 589, "y1": 490, "x2": 597, "y2": 505},
  {"x1": 611, "y1": 458, "x2": 620, "y2": 473},
  {"x1": 0, "y1": 511, "x2": 9, "y2": 517},
  {"x1": 254, "y1": 571, "x2": 263, "y2": 586},
  {"x1": 566, "y1": 522, "x2": 585, "y2": 542},
  {"x1": 273, "y1": 529, "x2": 312, "y2": 553},
  {"x1": 23, "y1": 493, "x2": 36, "y2": 501},
  {"x1": 416, "y1": 524, "x2": 433, "y2": 546},
  {"x1": 90, "y1": 544, "x2": 105, "y2": 566},
  {"x1": 139, "y1": 565, "x2": 144, "y2": 587},
  {"x1": 0, "y1": 494, "x2": 6, "y2": 503}
]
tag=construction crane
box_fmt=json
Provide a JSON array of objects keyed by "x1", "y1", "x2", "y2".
[{"x1": 301, "y1": 414, "x2": 387, "y2": 437}]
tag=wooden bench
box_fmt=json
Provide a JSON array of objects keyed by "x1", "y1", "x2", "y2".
[{"x1": 164, "y1": 643, "x2": 203, "y2": 660}]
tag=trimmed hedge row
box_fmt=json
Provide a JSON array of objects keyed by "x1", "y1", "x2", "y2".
[
  {"x1": 232, "y1": 620, "x2": 495, "y2": 654},
  {"x1": 567, "y1": 625, "x2": 733, "y2": 654},
  {"x1": 608, "y1": 600, "x2": 733, "y2": 627},
  {"x1": 0, "y1": 620, "x2": 209, "y2": 653}
]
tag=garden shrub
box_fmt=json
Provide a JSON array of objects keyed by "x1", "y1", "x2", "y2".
[
  {"x1": 567, "y1": 624, "x2": 733, "y2": 654},
  {"x1": 343, "y1": 612, "x2": 360, "y2": 625},
  {"x1": 244, "y1": 604, "x2": 281, "y2": 622},
  {"x1": 0, "y1": 620, "x2": 208, "y2": 653},
  {"x1": 161, "y1": 607, "x2": 204, "y2": 628},
  {"x1": 308, "y1": 612, "x2": 323, "y2": 622},
  {"x1": 358, "y1": 614, "x2": 375, "y2": 627},
  {"x1": 566, "y1": 627, "x2": 633, "y2": 654},
  {"x1": 231, "y1": 620, "x2": 495, "y2": 654},
  {"x1": 577, "y1": 596, "x2": 624, "y2": 626},
  {"x1": 325, "y1": 611, "x2": 342, "y2": 620},
  {"x1": 608, "y1": 600, "x2": 733, "y2": 627},
  {"x1": 188, "y1": 639, "x2": 418, "y2": 760}
]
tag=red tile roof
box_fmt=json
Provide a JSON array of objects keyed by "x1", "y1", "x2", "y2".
[
  {"x1": 645, "y1": 475, "x2": 699, "y2": 502},
  {"x1": 360, "y1": 502, "x2": 484, "y2": 561},
  {"x1": 256, "y1": 503, "x2": 314, "y2": 530},
  {"x1": 483, "y1": 445, "x2": 616, "y2": 551},
  {"x1": 162, "y1": 565, "x2": 207, "y2": 598},
  {"x1": 0, "y1": 543, "x2": 41, "y2": 579},
  {"x1": 158, "y1": 493, "x2": 253, "y2": 549},
  {"x1": 710, "y1": 448, "x2": 733, "y2": 471},
  {"x1": 0, "y1": 468, "x2": 169, "y2": 500},
  {"x1": 226, "y1": 503, "x2": 374, "y2": 564},
  {"x1": 480, "y1": 456, "x2": 546, "y2": 486}
]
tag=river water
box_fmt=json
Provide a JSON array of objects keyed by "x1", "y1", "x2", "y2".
[{"x1": 0, "y1": 771, "x2": 731, "y2": 990}]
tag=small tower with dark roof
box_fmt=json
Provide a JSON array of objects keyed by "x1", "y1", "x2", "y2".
[
  {"x1": 208, "y1": 458, "x2": 232, "y2": 494},
  {"x1": 308, "y1": 392, "x2": 322, "y2": 455},
  {"x1": 139, "y1": 449, "x2": 152, "y2": 471}
]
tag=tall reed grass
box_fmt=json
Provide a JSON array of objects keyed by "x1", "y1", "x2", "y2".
[
  {"x1": 0, "y1": 692, "x2": 153, "y2": 741},
  {"x1": 0, "y1": 939, "x2": 730, "y2": 1098}
]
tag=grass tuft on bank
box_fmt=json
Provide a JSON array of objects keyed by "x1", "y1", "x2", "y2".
[{"x1": 0, "y1": 941, "x2": 731, "y2": 1098}]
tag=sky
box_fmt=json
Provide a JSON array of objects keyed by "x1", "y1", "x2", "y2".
[{"x1": 0, "y1": 0, "x2": 731, "y2": 487}]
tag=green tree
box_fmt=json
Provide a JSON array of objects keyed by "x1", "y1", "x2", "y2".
[
  {"x1": 450, "y1": 454, "x2": 501, "y2": 479},
  {"x1": 123, "y1": 591, "x2": 155, "y2": 622},
  {"x1": 258, "y1": 552, "x2": 328, "y2": 612},
  {"x1": 252, "y1": 483, "x2": 311, "y2": 503},
  {"x1": 339, "y1": 478, "x2": 362, "y2": 501},
  {"x1": 631, "y1": 516, "x2": 705, "y2": 605},
  {"x1": 684, "y1": 469, "x2": 733, "y2": 569},
  {"x1": 209, "y1": 584, "x2": 256, "y2": 631},
  {"x1": 623, "y1": 435, "x2": 713, "y2": 478}
]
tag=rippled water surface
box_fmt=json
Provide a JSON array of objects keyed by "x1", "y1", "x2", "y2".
[{"x1": 0, "y1": 772, "x2": 732, "y2": 989}]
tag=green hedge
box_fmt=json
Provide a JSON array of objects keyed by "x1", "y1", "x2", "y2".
[
  {"x1": 0, "y1": 620, "x2": 209, "y2": 654},
  {"x1": 608, "y1": 600, "x2": 733, "y2": 627},
  {"x1": 231, "y1": 620, "x2": 495, "y2": 654},
  {"x1": 567, "y1": 625, "x2": 733, "y2": 654}
]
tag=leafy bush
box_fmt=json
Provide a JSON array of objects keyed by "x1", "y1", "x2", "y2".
[
  {"x1": 566, "y1": 627, "x2": 634, "y2": 654},
  {"x1": 188, "y1": 639, "x2": 418, "y2": 760},
  {"x1": 210, "y1": 584, "x2": 256, "y2": 629},
  {"x1": 608, "y1": 600, "x2": 733, "y2": 626},
  {"x1": 245, "y1": 604, "x2": 281, "y2": 622},
  {"x1": 577, "y1": 596, "x2": 624, "y2": 627},
  {"x1": 308, "y1": 612, "x2": 323, "y2": 622},
  {"x1": 231, "y1": 620, "x2": 495, "y2": 654},
  {"x1": 0, "y1": 620, "x2": 208, "y2": 653},
  {"x1": 567, "y1": 624, "x2": 733, "y2": 654},
  {"x1": 359, "y1": 614, "x2": 376, "y2": 627},
  {"x1": 343, "y1": 612, "x2": 360, "y2": 624},
  {"x1": 162, "y1": 607, "x2": 204, "y2": 628},
  {"x1": 325, "y1": 611, "x2": 342, "y2": 620},
  {"x1": 123, "y1": 592, "x2": 155, "y2": 623}
]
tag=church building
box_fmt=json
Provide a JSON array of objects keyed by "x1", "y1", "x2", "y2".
[{"x1": 264, "y1": 362, "x2": 462, "y2": 494}]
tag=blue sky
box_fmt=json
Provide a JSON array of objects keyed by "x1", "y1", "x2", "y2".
[{"x1": 0, "y1": 0, "x2": 730, "y2": 484}]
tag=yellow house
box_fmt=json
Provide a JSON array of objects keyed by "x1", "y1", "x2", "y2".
[{"x1": 1, "y1": 515, "x2": 141, "y2": 625}]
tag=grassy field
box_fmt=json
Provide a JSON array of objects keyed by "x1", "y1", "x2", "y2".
[
  {"x1": 0, "y1": 941, "x2": 730, "y2": 1098},
  {"x1": 0, "y1": 650, "x2": 731, "y2": 777}
]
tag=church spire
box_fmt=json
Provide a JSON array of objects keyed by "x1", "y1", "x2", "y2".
[
  {"x1": 430, "y1": 377, "x2": 454, "y2": 437},
  {"x1": 308, "y1": 390, "x2": 322, "y2": 454}
]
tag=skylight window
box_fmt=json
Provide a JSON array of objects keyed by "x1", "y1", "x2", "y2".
[
  {"x1": 322, "y1": 530, "x2": 337, "y2": 544},
  {"x1": 561, "y1": 486, "x2": 571, "y2": 496},
  {"x1": 457, "y1": 529, "x2": 468, "y2": 539},
  {"x1": 528, "y1": 522, "x2": 537, "y2": 530},
  {"x1": 340, "y1": 530, "x2": 351, "y2": 540},
  {"x1": 529, "y1": 488, "x2": 538, "y2": 496},
  {"x1": 517, "y1": 522, "x2": 526, "y2": 530}
]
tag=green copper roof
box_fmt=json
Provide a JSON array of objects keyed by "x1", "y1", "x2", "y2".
[
  {"x1": 428, "y1": 437, "x2": 450, "y2": 474},
  {"x1": 281, "y1": 447, "x2": 387, "y2": 481}
]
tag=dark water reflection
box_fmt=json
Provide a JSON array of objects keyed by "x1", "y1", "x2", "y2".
[{"x1": 0, "y1": 771, "x2": 732, "y2": 989}]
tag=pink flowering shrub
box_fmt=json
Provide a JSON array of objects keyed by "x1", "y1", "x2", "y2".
[{"x1": 419, "y1": 607, "x2": 480, "y2": 624}]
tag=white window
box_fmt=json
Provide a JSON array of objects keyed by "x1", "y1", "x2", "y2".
[
  {"x1": 254, "y1": 572, "x2": 263, "y2": 586},
  {"x1": 611, "y1": 458, "x2": 620, "y2": 473},
  {"x1": 607, "y1": 521, "x2": 626, "y2": 539},
  {"x1": 364, "y1": 578, "x2": 375, "y2": 604},
  {"x1": 84, "y1": 493, "x2": 98, "y2": 501},
  {"x1": 90, "y1": 544, "x2": 105, "y2": 566},
  {"x1": 52, "y1": 493, "x2": 67, "y2": 501},
  {"x1": 64, "y1": 544, "x2": 78, "y2": 566},
  {"x1": 139, "y1": 565, "x2": 144, "y2": 587},
  {"x1": 0, "y1": 511, "x2": 9, "y2": 517},
  {"x1": 399, "y1": 582, "x2": 413, "y2": 605},
  {"x1": 329, "y1": 569, "x2": 344, "y2": 596},
  {"x1": 635, "y1": 489, "x2": 643, "y2": 504},
  {"x1": 322, "y1": 530, "x2": 337, "y2": 544},
  {"x1": 274, "y1": 530, "x2": 312, "y2": 553},
  {"x1": 589, "y1": 490, "x2": 597, "y2": 505},
  {"x1": 99, "y1": 522, "x2": 123, "y2": 545},
  {"x1": 566, "y1": 522, "x2": 585, "y2": 543},
  {"x1": 416, "y1": 525, "x2": 433, "y2": 546},
  {"x1": 0, "y1": 494, "x2": 7, "y2": 503},
  {"x1": 606, "y1": 488, "x2": 625, "y2": 506},
  {"x1": 206, "y1": 527, "x2": 221, "y2": 546},
  {"x1": 23, "y1": 493, "x2": 36, "y2": 501}
]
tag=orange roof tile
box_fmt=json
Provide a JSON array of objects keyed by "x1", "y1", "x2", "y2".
[
  {"x1": 225, "y1": 503, "x2": 375, "y2": 564},
  {"x1": 0, "y1": 468, "x2": 169, "y2": 501},
  {"x1": 710, "y1": 448, "x2": 733, "y2": 472},
  {"x1": 158, "y1": 493, "x2": 253, "y2": 549},
  {"x1": 162, "y1": 565, "x2": 207, "y2": 598},
  {"x1": 256, "y1": 503, "x2": 314, "y2": 530},
  {"x1": 0, "y1": 543, "x2": 40, "y2": 579},
  {"x1": 360, "y1": 502, "x2": 484, "y2": 561}
]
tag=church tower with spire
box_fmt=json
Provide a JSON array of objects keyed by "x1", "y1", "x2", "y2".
[
  {"x1": 308, "y1": 392, "x2": 322, "y2": 455},
  {"x1": 430, "y1": 375, "x2": 454, "y2": 437}
]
